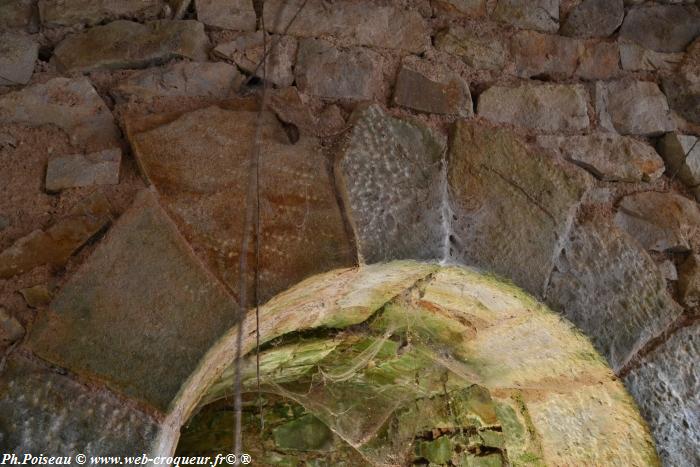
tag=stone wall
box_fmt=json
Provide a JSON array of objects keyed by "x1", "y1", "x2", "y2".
[{"x1": 0, "y1": 0, "x2": 699, "y2": 464}]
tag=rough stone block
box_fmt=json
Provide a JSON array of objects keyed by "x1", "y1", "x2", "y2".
[
  {"x1": 392, "y1": 64, "x2": 473, "y2": 116},
  {"x1": 477, "y1": 83, "x2": 590, "y2": 132},
  {"x1": 52, "y1": 20, "x2": 209, "y2": 73},
  {"x1": 0, "y1": 0, "x2": 35, "y2": 31},
  {"x1": 435, "y1": 26, "x2": 509, "y2": 71},
  {"x1": 511, "y1": 30, "x2": 581, "y2": 79},
  {"x1": 492, "y1": 0, "x2": 559, "y2": 33},
  {"x1": 27, "y1": 190, "x2": 240, "y2": 411},
  {"x1": 0, "y1": 307, "x2": 24, "y2": 346},
  {"x1": 38, "y1": 0, "x2": 165, "y2": 27},
  {"x1": 620, "y1": 41, "x2": 684, "y2": 72},
  {"x1": 295, "y1": 38, "x2": 384, "y2": 101},
  {"x1": 678, "y1": 254, "x2": 700, "y2": 308},
  {"x1": 335, "y1": 105, "x2": 446, "y2": 263},
  {"x1": 596, "y1": 80, "x2": 675, "y2": 136},
  {"x1": 195, "y1": 0, "x2": 256, "y2": 31},
  {"x1": 433, "y1": 0, "x2": 486, "y2": 17},
  {"x1": 546, "y1": 216, "x2": 683, "y2": 371},
  {"x1": 662, "y1": 38, "x2": 700, "y2": 125},
  {"x1": 0, "y1": 77, "x2": 119, "y2": 152},
  {"x1": 45, "y1": 149, "x2": 121, "y2": 192},
  {"x1": 624, "y1": 323, "x2": 700, "y2": 466},
  {"x1": 0, "y1": 32, "x2": 38, "y2": 86},
  {"x1": 560, "y1": 0, "x2": 624, "y2": 38},
  {"x1": 448, "y1": 122, "x2": 591, "y2": 295},
  {"x1": 658, "y1": 132, "x2": 700, "y2": 189},
  {"x1": 619, "y1": 4, "x2": 700, "y2": 53}
]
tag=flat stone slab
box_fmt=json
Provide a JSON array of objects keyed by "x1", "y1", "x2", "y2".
[
  {"x1": 658, "y1": 132, "x2": 700, "y2": 188},
  {"x1": 213, "y1": 32, "x2": 297, "y2": 87},
  {"x1": 619, "y1": 4, "x2": 700, "y2": 53},
  {"x1": 0, "y1": 32, "x2": 38, "y2": 85},
  {"x1": 262, "y1": 0, "x2": 430, "y2": 53},
  {"x1": 492, "y1": 0, "x2": 559, "y2": 33},
  {"x1": 448, "y1": 121, "x2": 591, "y2": 296},
  {"x1": 625, "y1": 323, "x2": 700, "y2": 466},
  {"x1": 45, "y1": 148, "x2": 121, "y2": 192},
  {"x1": 0, "y1": 353, "x2": 161, "y2": 455},
  {"x1": 546, "y1": 215, "x2": 682, "y2": 371},
  {"x1": 128, "y1": 105, "x2": 356, "y2": 304},
  {"x1": 537, "y1": 133, "x2": 665, "y2": 182},
  {"x1": 0, "y1": 192, "x2": 112, "y2": 279},
  {"x1": 27, "y1": 190, "x2": 240, "y2": 412},
  {"x1": 295, "y1": 38, "x2": 384, "y2": 101},
  {"x1": 615, "y1": 191, "x2": 700, "y2": 253},
  {"x1": 0, "y1": 77, "x2": 119, "y2": 152},
  {"x1": 335, "y1": 105, "x2": 446, "y2": 263},
  {"x1": 596, "y1": 80, "x2": 676, "y2": 136},
  {"x1": 392, "y1": 64, "x2": 473, "y2": 116},
  {"x1": 112, "y1": 61, "x2": 243, "y2": 102},
  {"x1": 560, "y1": 0, "x2": 623, "y2": 38},
  {"x1": 38, "y1": 0, "x2": 165, "y2": 27},
  {"x1": 477, "y1": 83, "x2": 590, "y2": 132},
  {"x1": 194, "y1": 0, "x2": 256, "y2": 31},
  {"x1": 53, "y1": 20, "x2": 209, "y2": 73}
]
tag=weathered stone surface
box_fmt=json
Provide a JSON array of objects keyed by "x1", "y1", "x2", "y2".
[
  {"x1": 511, "y1": 30, "x2": 581, "y2": 79},
  {"x1": 546, "y1": 216, "x2": 682, "y2": 371},
  {"x1": 195, "y1": 0, "x2": 256, "y2": 31},
  {"x1": 19, "y1": 284, "x2": 52, "y2": 308},
  {"x1": 112, "y1": 61, "x2": 242, "y2": 101},
  {"x1": 435, "y1": 26, "x2": 509, "y2": 71},
  {"x1": 433, "y1": 0, "x2": 487, "y2": 17},
  {"x1": 620, "y1": 41, "x2": 684, "y2": 72},
  {"x1": 492, "y1": 0, "x2": 559, "y2": 33},
  {"x1": 536, "y1": 133, "x2": 665, "y2": 182},
  {"x1": 561, "y1": 0, "x2": 624, "y2": 38},
  {"x1": 392, "y1": 65, "x2": 473, "y2": 116},
  {"x1": 295, "y1": 38, "x2": 384, "y2": 101},
  {"x1": 335, "y1": 105, "x2": 446, "y2": 263},
  {"x1": 268, "y1": 87, "x2": 346, "y2": 138},
  {"x1": 0, "y1": 354, "x2": 161, "y2": 454},
  {"x1": 663, "y1": 38, "x2": 700, "y2": 124},
  {"x1": 45, "y1": 149, "x2": 121, "y2": 192},
  {"x1": 615, "y1": 191, "x2": 700, "y2": 252},
  {"x1": 38, "y1": 0, "x2": 165, "y2": 27},
  {"x1": 27, "y1": 190, "x2": 239, "y2": 411},
  {"x1": 619, "y1": 5, "x2": 700, "y2": 53},
  {"x1": 576, "y1": 41, "x2": 621, "y2": 80},
  {"x1": 658, "y1": 259, "x2": 678, "y2": 282},
  {"x1": 129, "y1": 106, "x2": 355, "y2": 303},
  {"x1": 262, "y1": 0, "x2": 430, "y2": 53},
  {"x1": 0, "y1": 192, "x2": 112, "y2": 279},
  {"x1": 0, "y1": 77, "x2": 119, "y2": 152},
  {"x1": 53, "y1": 20, "x2": 209, "y2": 73},
  {"x1": 658, "y1": 132, "x2": 700, "y2": 187},
  {"x1": 0, "y1": 32, "x2": 37, "y2": 86},
  {"x1": 214, "y1": 32, "x2": 297, "y2": 87},
  {"x1": 477, "y1": 83, "x2": 590, "y2": 132},
  {"x1": 0, "y1": 307, "x2": 24, "y2": 346},
  {"x1": 625, "y1": 323, "x2": 700, "y2": 466},
  {"x1": 678, "y1": 254, "x2": 700, "y2": 307},
  {"x1": 0, "y1": 0, "x2": 35, "y2": 31},
  {"x1": 596, "y1": 80, "x2": 675, "y2": 136},
  {"x1": 448, "y1": 122, "x2": 591, "y2": 295}
]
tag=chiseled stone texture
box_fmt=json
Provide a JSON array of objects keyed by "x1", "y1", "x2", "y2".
[
  {"x1": 658, "y1": 132, "x2": 700, "y2": 188},
  {"x1": 536, "y1": 133, "x2": 665, "y2": 182},
  {"x1": 112, "y1": 61, "x2": 243, "y2": 101},
  {"x1": 615, "y1": 191, "x2": 700, "y2": 253},
  {"x1": 45, "y1": 149, "x2": 121, "y2": 192},
  {"x1": 448, "y1": 122, "x2": 591, "y2": 295},
  {"x1": 0, "y1": 32, "x2": 38, "y2": 86},
  {"x1": 27, "y1": 190, "x2": 240, "y2": 412},
  {"x1": 492, "y1": 0, "x2": 559, "y2": 33},
  {"x1": 195, "y1": 0, "x2": 256, "y2": 31},
  {"x1": 561, "y1": 0, "x2": 624, "y2": 38},
  {"x1": 0, "y1": 77, "x2": 119, "y2": 152},
  {"x1": 619, "y1": 4, "x2": 700, "y2": 53},
  {"x1": 129, "y1": 106, "x2": 355, "y2": 303},
  {"x1": 336, "y1": 105, "x2": 446, "y2": 263},
  {"x1": 596, "y1": 80, "x2": 675, "y2": 136},
  {"x1": 295, "y1": 38, "x2": 384, "y2": 101},
  {"x1": 434, "y1": 26, "x2": 509, "y2": 71},
  {"x1": 262, "y1": 0, "x2": 430, "y2": 53},
  {"x1": 625, "y1": 323, "x2": 700, "y2": 466},
  {"x1": 38, "y1": 0, "x2": 165, "y2": 28},
  {"x1": 0, "y1": 354, "x2": 161, "y2": 454},
  {"x1": 478, "y1": 83, "x2": 590, "y2": 132},
  {"x1": 0, "y1": 192, "x2": 112, "y2": 279},
  {"x1": 392, "y1": 64, "x2": 473, "y2": 117},
  {"x1": 546, "y1": 216, "x2": 683, "y2": 371},
  {"x1": 53, "y1": 20, "x2": 209, "y2": 73},
  {"x1": 213, "y1": 32, "x2": 297, "y2": 87}
]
